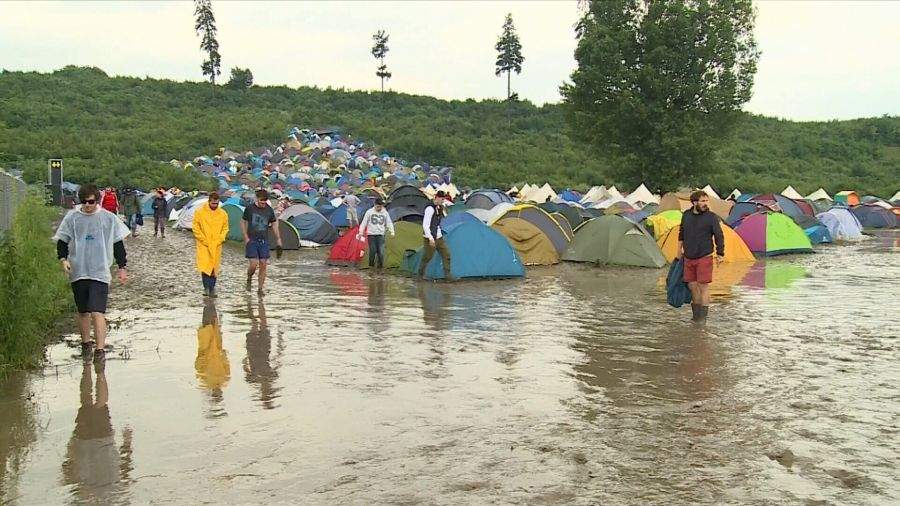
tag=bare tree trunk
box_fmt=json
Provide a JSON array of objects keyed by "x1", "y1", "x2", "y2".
[{"x1": 507, "y1": 71, "x2": 511, "y2": 100}]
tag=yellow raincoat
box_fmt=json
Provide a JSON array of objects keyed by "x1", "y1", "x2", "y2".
[{"x1": 192, "y1": 203, "x2": 229, "y2": 276}]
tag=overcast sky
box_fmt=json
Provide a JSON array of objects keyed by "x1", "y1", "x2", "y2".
[{"x1": 1, "y1": 1, "x2": 898, "y2": 121}]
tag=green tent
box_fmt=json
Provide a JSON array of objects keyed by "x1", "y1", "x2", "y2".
[
  {"x1": 221, "y1": 203, "x2": 245, "y2": 242},
  {"x1": 562, "y1": 215, "x2": 666, "y2": 268},
  {"x1": 358, "y1": 221, "x2": 423, "y2": 270}
]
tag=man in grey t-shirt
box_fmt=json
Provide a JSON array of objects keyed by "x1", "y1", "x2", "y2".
[{"x1": 54, "y1": 184, "x2": 130, "y2": 361}]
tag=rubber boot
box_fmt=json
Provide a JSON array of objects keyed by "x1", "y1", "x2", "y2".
[
  {"x1": 691, "y1": 303, "x2": 701, "y2": 321},
  {"x1": 700, "y1": 306, "x2": 709, "y2": 321}
]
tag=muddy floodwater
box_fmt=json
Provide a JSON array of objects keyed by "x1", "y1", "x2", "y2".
[{"x1": 2, "y1": 229, "x2": 898, "y2": 504}]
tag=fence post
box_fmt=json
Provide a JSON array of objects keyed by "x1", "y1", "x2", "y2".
[{"x1": 0, "y1": 169, "x2": 28, "y2": 233}]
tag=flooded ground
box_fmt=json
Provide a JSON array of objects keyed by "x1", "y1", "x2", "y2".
[{"x1": 1, "y1": 229, "x2": 898, "y2": 504}]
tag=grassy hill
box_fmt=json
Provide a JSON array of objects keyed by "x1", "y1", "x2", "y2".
[{"x1": 0, "y1": 66, "x2": 897, "y2": 196}]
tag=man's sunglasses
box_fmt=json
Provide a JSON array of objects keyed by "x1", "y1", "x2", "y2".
[{"x1": 83, "y1": 199, "x2": 97, "y2": 205}]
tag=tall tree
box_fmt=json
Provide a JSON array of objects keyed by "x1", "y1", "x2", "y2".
[
  {"x1": 371, "y1": 30, "x2": 392, "y2": 92},
  {"x1": 495, "y1": 13, "x2": 524, "y2": 101},
  {"x1": 561, "y1": 0, "x2": 759, "y2": 190},
  {"x1": 194, "y1": 0, "x2": 221, "y2": 84}
]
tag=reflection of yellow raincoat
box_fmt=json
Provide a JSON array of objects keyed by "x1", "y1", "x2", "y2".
[
  {"x1": 195, "y1": 324, "x2": 230, "y2": 390},
  {"x1": 192, "y1": 204, "x2": 229, "y2": 276}
]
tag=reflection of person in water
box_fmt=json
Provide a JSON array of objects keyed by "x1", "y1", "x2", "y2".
[
  {"x1": 366, "y1": 275, "x2": 390, "y2": 335},
  {"x1": 243, "y1": 298, "x2": 282, "y2": 410},
  {"x1": 196, "y1": 301, "x2": 230, "y2": 411},
  {"x1": 416, "y1": 282, "x2": 452, "y2": 333},
  {"x1": 62, "y1": 361, "x2": 133, "y2": 503}
]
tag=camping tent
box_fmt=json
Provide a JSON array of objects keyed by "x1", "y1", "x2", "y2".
[
  {"x1": 401, "y1": 220, "x2": 525, "y2": 280},
  {"x1": 280, "y1": 203, "x2": 338, "y2": 244},
  {"x1": 645, "y1": 209, "x2": 683, "y2": 240},
  {"x1": 781, "y1": 186, "x2": 804, "y2": 200},
  {"x1": 733, "y1": 212, "x2": 813, "y2": 256},
  {"x1": 326, "y1": 226, "x2": 368, "y2": 266},
  {"x1": 551, "y1": 203, "x2": 584, "y2": 228},
  {"x1": 806, "y1": 188, "x2": 832, "y2": 202},
  {"x1": 891, "y1": 190, "x2": 900, "y2": 205},
  {"x1": 358, "y1": 222, "x2": 422, "y2": 270},
  {"x1": 491, "y1": 204, "x2": 573, "y2": 254},
  {"x1": 793, "y1": 215, "x2": 832, "y2": 244},
  {"x1": 558, "y1": 189, "x2": 582, "y2": 202},
  {"x1": 850, "y1": 204, "x2": 897, "y2": 229},
  {"x1": 270, "y1": 220, "x2": 301, "y2": 250},
  {"x1": 625, "y1": 183, "x2": 660, "y2": 205},
  {"x1": 701, "y1": 185, "x2": 721, "y2": 200},
  {"x1": 388, "y1": 205, "x2": 425, "y2": 224},
  {"x1": 747, "y1": 194, "x2": 808, "y2": 222},
  {"x1": 524, "y1": 183, "x2": 557, "y2": 204},
  {"x1": 656, "y1": 223, "x2": 755, "y2": 263},
  {"x1": 561, "y1": 215, "x2": 666, "y2": 268},
  {"x1": 221, "y1": 203, "x2": 246, "y2": 242},
  {"x1": 492, "y1": 217, "x2": 560, "y2": 266},
  {"x1": 834, "y1": 191, "x2": 860, "y2": 206},
  {"x1": 579, "y1": 186, "x2": 607, "y2": 205},
  {"x1": 728, "y1": 189, "x2": 742, "y2": 200},
  {"x1": 816, "y1": 208, "x2": 864, "y2": 241},
  {"x1": 442, "y1": 210, "x2": 481, "y2": 233},
  {"x1": 465, "y1": 189, "x2": 515, "y2": 210},
  {"x1": 658, "y1": 191, "x2": 733, "y2": 220},
  {"x1": 175, "y1": 197, "x2": 208, "y2": 230}
]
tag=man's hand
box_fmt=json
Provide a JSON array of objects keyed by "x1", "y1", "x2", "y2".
[
  {"x1": 61, "y1": 259, "x2": 71, "y2": 275},
  {"x1": 715, "y1": 255, "x2": 725, "y2": 266},
  {"x1": 429, "y1": 238, "x2": 435, "y2": 247},
  {"x1": 244, "y1": 236, "x2": 250, "y2": 245},
  {"x1": 117, "y1": 268, "x2": 128, "y2": 284}
]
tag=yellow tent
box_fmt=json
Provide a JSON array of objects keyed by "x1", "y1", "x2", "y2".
[
  {"x1": 657, "y1": 223, "x2": 755, "y2": 263},
  {"x1": 492, "y1": 218, "x2": 560, "y2": 265},
  {"x1": 645, "y1": 209, "x2": 683, "y2": 240}
]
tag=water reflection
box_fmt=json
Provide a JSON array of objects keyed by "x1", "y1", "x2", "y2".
[
  {"x1": 195, "y1": 301, "x2": 230, "y2": 417},
  {"x1": 415, "y1": 282, "x2": 452, "y2": 332},
  {"x1": 0, "y1": 374, "x2": 40, "y2": 502},
  {"x1": 740, "y1": 261, "x2": 807, "y2": 290},
  {"x1": 366, "y1": 275, "x2": 389, "y2": 335},
  {"x1": 243, "y1": 297, "x2": 282, "y2": 410},
  {"x1": 61, "y1": 362, "x2": 133, "y2": 503}
]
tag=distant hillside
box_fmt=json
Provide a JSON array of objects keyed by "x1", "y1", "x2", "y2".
[{"x1": 0, "y1": 66, "x2": 896, "y2": 196}]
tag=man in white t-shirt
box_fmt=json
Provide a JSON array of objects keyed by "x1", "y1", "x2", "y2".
[{"x1": 357, "y1": 198, "x2": 395, "y2": 269}]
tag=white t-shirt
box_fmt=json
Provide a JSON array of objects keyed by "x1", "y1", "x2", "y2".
[{"x1": 54, "y1": 206, "x2": 130, "y2": 284}]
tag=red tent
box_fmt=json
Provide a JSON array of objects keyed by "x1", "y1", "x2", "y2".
[{"x1": 326, "y1": 226, "x2": 368, "y2": 266}]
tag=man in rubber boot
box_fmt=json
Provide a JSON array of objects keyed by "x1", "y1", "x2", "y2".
[
  {"x1": 678, "y1": 190, "x2": 725, "y2": 322},
  {"x1": 192, "y1": 192, "x2": 229, "y2": 298},
  {"x1": 418, "y1": 191, "x2": 455, "y2": 281}
]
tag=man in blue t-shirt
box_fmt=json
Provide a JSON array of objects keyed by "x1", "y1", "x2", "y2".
[{"x1": 241, "y1": 189, "x2": 282, "y2": 295}]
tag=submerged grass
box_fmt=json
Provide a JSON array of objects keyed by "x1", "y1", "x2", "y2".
[{"x1": 0, "y1": 195, "x2": 71, "y2": 374}]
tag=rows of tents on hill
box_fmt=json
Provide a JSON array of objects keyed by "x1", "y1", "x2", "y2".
[{"x1": 141, "y1": 126, "x2": 898, "y2": 281}]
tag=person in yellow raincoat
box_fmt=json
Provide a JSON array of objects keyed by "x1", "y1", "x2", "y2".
[{"x1": 192, "y1": 192, "x2": 229, "y2": 297}]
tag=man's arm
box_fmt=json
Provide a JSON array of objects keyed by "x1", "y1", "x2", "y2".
[
  {"x1": 677, "y1": 220, "x2": 684, "y2": 259},
  {"x1": 358, "y1": 209, "x2": 371, "y2": 236},
  {"x1": 712, "y1": 217, "x2": 725, "y2": 257},
  {"x1": 240, "y1": 219, "x2": 249, "y2": 243},
  {"x1": 386, "y1": 211, "x2": 395, "y2": 236},
  {"x1": 269, "y1": 211, "x2": 281, "y2": 244}
]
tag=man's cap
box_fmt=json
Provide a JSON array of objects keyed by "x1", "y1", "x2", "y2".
[
  {"x1": 375, "y1": 198, "x2": 385, "y2": 205},
  {"x1": 435, "y1": 190, "x2": 446, "y2": 198}
]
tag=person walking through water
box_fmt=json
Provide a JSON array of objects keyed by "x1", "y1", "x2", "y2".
[
  {"x1": 54, "y1": 184, "x2": 130, "y2": 361},
  {"x1": 357, "y1": 198, "x2": 395, "y2": 270},
  {"x1": 418, "y1": 190, "x2": 455, "y2": 281},
  {"x1": 241, "y1": 189, "x2": 281, "y2": 295},
  {"x1": 151, "y1": 188, "x2": 167, "y2": 238},
  {"x1": 192, "y1": 192, "x2": 229, "y2": 298},
  {"x1": 678, "y1": 190, "x2": 725, "y2": 322}
]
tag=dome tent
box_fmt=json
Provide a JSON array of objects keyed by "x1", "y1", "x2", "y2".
[
  {"x1": 492, "y1": 217, "x2": 560, "y2": 266},
  {"x1": 401, "y1": 220, "x2": 525, "y2": 280},
  {"x1": 781, "y1": 186, "x2": 804, "y2": 200},
  {"x1": 816, "y1": 208, "x2": 864, "y2": 241},
  {"x1": 657, "y1": 224, "x2": 755, "y2": 264},
  {"x1": 280, "y1": 203, "x2": 338, "y2": 245},
  {"x1": 562, "y1": 215, "x2": 666, "y2": 268},
  {"x1": 733, "y1": 212, "x2": 813, "y2": 256},
  {"x1": 851, "y1": 204, "x2": 897, "y2": 229},
  {"x1": 358, "y1": 221, "x2": 423, "y2": 270},
  {"x1": 465, "y1": 189, "x2": 515, "y2": 210},
  {"x1": 806, "y1": 188, "x2": 832, "y2": 202},
  {"x1": 326, "y1": 226, "x2": 368, "y2": 266}
]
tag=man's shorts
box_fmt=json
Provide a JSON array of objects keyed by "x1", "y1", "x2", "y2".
[
  {"x1": 245, "y1": 237, "x2": 271, "y2": 260},
  {"x1": 683, "y1": 256, "x2": 714, "y2": 284},
  {"x1": 71, "y1": 279, "x2": 110, "y2": 314}
]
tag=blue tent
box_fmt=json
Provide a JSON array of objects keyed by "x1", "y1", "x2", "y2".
[
  {"x1": 816, "y1": 208, "x2": 864, "y2": 241},
  {"x1": 324, "y1": 200, "x2": 375, "y2": 228},
  {"x1": 401, "y1": 220, "x2": 525, "y2": 280},
  {"x1": 281, "y1": 203, "x2": 338, "y2": 244},
  {"x1": 465, "y1": 189, "x2": 515, "y2": 210},
  {"x1": 559, "y1": 189, "x2": 582, "y2": 202},
  {"x1": 442, "y1": 210, "x2": 481, "y2": 233}
]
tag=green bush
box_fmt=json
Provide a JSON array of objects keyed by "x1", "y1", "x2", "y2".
[{"x1": 0, "y1": 194, "x2": 71, "y2": 373}]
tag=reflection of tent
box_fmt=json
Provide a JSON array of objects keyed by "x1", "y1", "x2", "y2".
[
  {"x1": 645, "y1": 209, "x2": 682, "y2": 240},
  {"x1": 326, "y1": 226, "x2": 367, "y2": 266},
  {"x1": 465, "y1": 189, "x2": 515, "y2": 210},
  {"x1": 806, "y1": 188, "x2": 832, "y2": 202},
  {"x1": 491, "y1": 204, "x2": 572, "y2": 254},
  {"x1": 658, "y1": 192, "x2": 733, "y2": 220},
  {"x1": 221, "y1": 203, "x2": 246, "y2": 242},
  {"x1": 834, "y1": 191, "x2": 860, "y2": 206},
  {"x1": 280, "y1": 203, "x2": 338, "y2": 244},
  {"x1": 781, "y1": 186, "x2": 804, "y2": 200},
  {"x1": 657, "y1": 223, "x2": 755, "y2": 263},
  {"x1": 359, "y1": 222, "x2": 422, "y2": 270},
  {"x1": 562, "y1": 215, "x2": 666, "y2": 268},
  {"x1": 741, "y1": 262, "x2": 807, "y2": 290},
  {"x1": 401, "y1": 220, "x2": 525, "y2": 280},
  {"x1": 851, "y1": 204, "x2": 897, "y2": 229},
  {"x1": 733, "y1": 212, "x2": 813, "y2": 256},
  {"x1": 492, "y1": 217, "x2": 560, "y2": 266},
  {"x1": 816, "y1": 208, "x2": 864, "y2": 241}
]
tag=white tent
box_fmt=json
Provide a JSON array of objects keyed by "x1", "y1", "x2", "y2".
[
  {"x1": 891, "y1": 190, "x2": 900, "y2": 203},
  {"x1": 518, "y1": 183, "x2": 534, "y2": 199},
  {"x1": 591, "y1": 197, "x2": 630, "y2": 210},
  {"x1": 606, "y1": 186, "x2": 623, "y2": 200},
  {"x1": 507, "y1": 186, "x2": 520, "y2": 196},
  {"x1": 579, "y1": 185, "x2": 607, "y2": 204},
  {"x1": 525, "y1": 183, "x2": 557, "y2": 203},
  {"x1": 806, "y1": 188, "x2": 832, "y2": 201},
  {"x1": 781, "y1": 186, "x2": 804, "y2": 200},
  {"x1": 625, "y1": 183, "x2": 660, "y2": 205},
  {"x1": 728, "y1": 189, "x2": 742, "y2": 200},
  {"x1": 701, "y1": 185, "x2": 721, "y2": 200},
  {"x1": 872, "y1": 201, "x2": 893, "y2": 210},
  {"x1": 175, "y1": 197, "x2": 208, "y2": 230}
]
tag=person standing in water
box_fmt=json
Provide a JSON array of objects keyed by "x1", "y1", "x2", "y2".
[
  {"x1": 192, "y1": 192, "x2": 229, "y2": 298},
  {"x1": 419, "y1": 190, "x2": 454, "y2": 281},
  {"x1": 241, "y1": 189, "x2": 281, "y2": 295},
  {"x1": 151, "y1": 189, "x2": 167, "y2": 238},
  {"x1": 54, "y1": 184, "x2": 130, "y2": 361},
  {"x1": 678, "y1": 190, "x2": 725, "y2": 322},
  {"x1": 358, "y1": 198, "x2": 395, "y2": 270}
]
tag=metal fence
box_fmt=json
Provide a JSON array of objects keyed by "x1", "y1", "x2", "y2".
[{"x1": 1, "y1": 169, "x2": 28, "y2": 232}]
